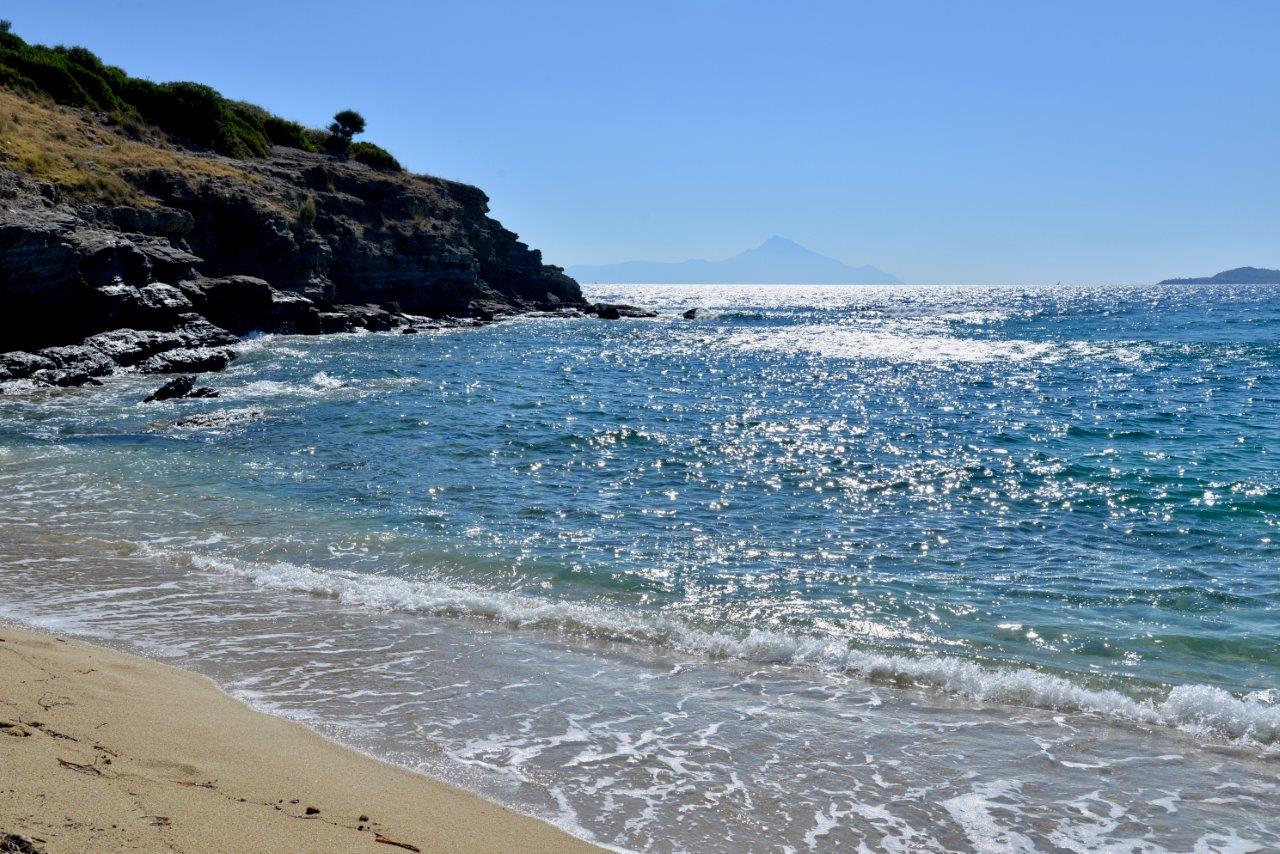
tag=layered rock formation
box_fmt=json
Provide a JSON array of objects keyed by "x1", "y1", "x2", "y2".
[{"x1": 0, "y1": 95, "x2": 599, "y2": 390}]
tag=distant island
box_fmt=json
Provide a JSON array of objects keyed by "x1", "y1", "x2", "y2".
[
  {"x1": 1159, "y1": 267, "x2": 1280, "y2": 285},
  {"x1": 567, "y1": 236, "x2": 899, "y2": 284}
]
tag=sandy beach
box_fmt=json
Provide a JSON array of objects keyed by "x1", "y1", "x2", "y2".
[{"x1": 0, "y1": 624, "x2": 599, "y2": 853}]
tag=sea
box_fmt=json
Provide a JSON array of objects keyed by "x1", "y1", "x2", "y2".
[{"x1": 1, "y1": 284, "x2": 1277, "y2": 852}]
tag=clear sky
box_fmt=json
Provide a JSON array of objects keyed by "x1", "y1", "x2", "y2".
[{"x1": 9, "y1": 1, "x2": 1279, "y2": 283}]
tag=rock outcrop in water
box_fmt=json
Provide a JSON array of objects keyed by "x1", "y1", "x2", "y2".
[
  {"x1": 0, "y1": 36, "x2": 595, "y2": 389},
  {"x1": 142, "y1": 375, "x2": 218, "y2": 403}
]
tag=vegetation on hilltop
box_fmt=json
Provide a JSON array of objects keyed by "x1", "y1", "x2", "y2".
[
  {"x1": 0, "y1": 87, "x2": 252, "y2": 204},
  {"x1": 0, "y1": 21, "x2": 400, "y2": 170}
]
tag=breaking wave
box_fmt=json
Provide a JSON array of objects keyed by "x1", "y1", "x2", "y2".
[{"x1": 187, "y1": 553, "x2": 1280, "y2": 748}]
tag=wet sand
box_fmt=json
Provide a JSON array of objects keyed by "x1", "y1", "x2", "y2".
[{"x1": 0, "y1": 624, "x2": 600, "y2": 853}]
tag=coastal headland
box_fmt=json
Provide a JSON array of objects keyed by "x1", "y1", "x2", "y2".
[{"x1": 0, "y1": 26, "x2": 653, "y2": 394}]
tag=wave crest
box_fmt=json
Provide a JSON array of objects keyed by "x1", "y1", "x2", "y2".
[{"x1": 186, "y1": 553, "x2": 1280, "y2": 748}]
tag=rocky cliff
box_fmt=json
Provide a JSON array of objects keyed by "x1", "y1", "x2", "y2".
[{"x1": 0, "y1": 84, "x2": 598, "y2": 390}]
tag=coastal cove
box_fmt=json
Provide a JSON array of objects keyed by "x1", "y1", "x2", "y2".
[
  {"x1": 1, "y1": 284, "x2": 1277, "y2": 851},
  {"x1": 3, "y1": 7, "x2": 1280, "y2": 853}
]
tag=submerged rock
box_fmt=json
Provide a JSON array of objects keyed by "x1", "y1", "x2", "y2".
[
  {"x1": 143, "y1": 375, "x2": 219, "y2": 403},
  {"x1": 682, "y1": 308, "x2": 698, "y2": 319},
  {"x1": 173, "y1": 408, "x2": 264, "y2": 429}
]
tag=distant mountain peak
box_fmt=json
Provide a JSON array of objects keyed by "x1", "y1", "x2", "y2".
[{"x1": 567, "y1": 238, "x2": 899, "y2": 285}]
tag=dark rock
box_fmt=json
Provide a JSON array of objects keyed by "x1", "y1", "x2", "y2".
[
  {"x1": 138, "y1": 283, "x2": 192, "y2": 312},
  {"x1": 70, "y1": 228, "x2": 152, "y2": 289},
  {"x1": 142, "y1": 375, "x2": 219, "y2": 402},
  {"x1": 93, "y1": 282, "x2": 193, "y2": 331},
  {"x1": 401, "y1": 327, "x2": 418, "y2": 334},
  {"x1": 178, "y1": 275, "x2": 275, "y2": 334},
  {"x1": 109, "y1": 205, "x2": 194, "y2": 236},
  {"x1": 84, "y1": 328, "x2": 182, "y2": 367},
  {"x1": 37, "y1": 345, "x2": 115, "y2": 377},
  {"x1": 172, "y1": 316, "x2": 239, "y2": 349},
  {"x1": 0, "y1": 832, "x2": 42, "y2": 853},
  {"x1": 136, "y1": 346, "x2": 234, "y2": 374},
  {"x1": 81, "y1": 318, "x2": 235, "y2": 369},
  {"x1": 319, "y1": 312, "x2": 355, "y2": 334},
  {"x1": 0, "y1": 351, "x2": 56, "y2": 381},
  {"x1": 468, "y1": 299, "x2": 517, "y2": 322},
  {"x1": 31, "y1": 368, "x2": 95, "y2": 387},
  {"x1": 593, "y1": 303, "x2": 658, "y2": 320},
  {"x1": 0, "y1": 213, "x2": 109, "y2": 350},
  {"x1": 144, "y1": 375, "x2": 196, "y2": 402},
  {"x1": 269, "y1": 291, "x2": 322, "y2": 334},
  {"x1": 134, "y1": 239, "x2": 202, "y2": 282},
  {"x1": 682, "y1": 308, "x2": 698, "y2": 319},
  {"x1": 336, "y1": 303, "x2": 398, "y2": 332},
  {"x1": 305, "y1": 806, "x2": 320, "y2": 816}
]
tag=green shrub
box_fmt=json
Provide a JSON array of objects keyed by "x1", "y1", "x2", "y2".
[
  {"x1": 0, "y1": 63, "x2": 37, "y2": 95},
  {"x1": 349, "y1": 140, "x2": 401, "y2": 171},
  {"x1": 122, "y1": 80, "x2": 269, "y2": 158},
  {"x1": 233, "y1": 101, "x2": 317, "y2": 152},
  {"x1": 263, "y1": 113, "x2": 317, "y2": 151},
  {"x1": 3, "y1": 49, "x2": 99, "y2": 108}
]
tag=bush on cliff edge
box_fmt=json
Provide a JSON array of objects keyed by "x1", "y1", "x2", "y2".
[{"x1": 349, "y1": 141, "x2": 401, "y2": 172}]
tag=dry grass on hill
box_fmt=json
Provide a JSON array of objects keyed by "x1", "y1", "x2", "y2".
[{"x1": 0, "y1": 88, "x2": 251, "y2": 205}]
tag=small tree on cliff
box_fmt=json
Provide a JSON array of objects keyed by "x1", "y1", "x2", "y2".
[{"x1": 326, "y1": 109, "x2": 366, "y2": 154}]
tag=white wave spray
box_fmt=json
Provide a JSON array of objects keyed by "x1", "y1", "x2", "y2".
[{"x1": 186, "y1": 553, "x2": 1280, "y2": 748}]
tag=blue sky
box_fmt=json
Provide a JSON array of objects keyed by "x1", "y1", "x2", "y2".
[{"x1": 10, "y1": 1, "x2": 1279, "y2": 283}]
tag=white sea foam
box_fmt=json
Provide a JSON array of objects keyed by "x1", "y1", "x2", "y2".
[
  {"x1": 309, "y1": 370, "x2": 344, "y2": 390},
  {"x1": 234, "y1": 334, "x2": 310, "y2": 358},
  {"x1": 186, "y1": 553, "x2": 1280, "y2": 748}
]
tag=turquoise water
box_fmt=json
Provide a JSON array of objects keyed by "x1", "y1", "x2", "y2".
[{"x1": 1, "y1": 284, "x2": 1277, "y2": 850}]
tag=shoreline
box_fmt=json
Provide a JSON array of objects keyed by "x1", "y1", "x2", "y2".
[{"x1": 0, "y1": 623, "x2": 602, "y2": 853}]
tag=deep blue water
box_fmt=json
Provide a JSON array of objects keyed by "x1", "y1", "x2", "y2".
[{"x1": 1, "y1": 284, "x2": 1277, "y2": 850}]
